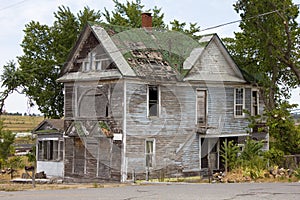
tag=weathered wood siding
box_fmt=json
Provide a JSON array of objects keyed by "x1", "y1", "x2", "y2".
[
  {"x1": 64, "y1": 84, "x2": 75, "y2": 119},
  {"x1": 63, "y1": 81, "x2": 124, "y2": 182},
  {"x1": 64, "y1": 135, "x2": 121, "y2": 182},
  {"x1": 124, "y1": 81, "x2": 263, "y2": 179},
  {"x1": 125, "y1": 81, "x2": 198, "y2": 179}
]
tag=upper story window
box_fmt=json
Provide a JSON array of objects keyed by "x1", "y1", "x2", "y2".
[
  {"x1": 234, "y1": 88, "x2": 245, "y2": 118},
  {"x1": 196, "y1": 90, "x2": 207, "y2": 126},
  {"x1": 251, "y1": 89, "x2": 259, "y2": 116},
  {"x1": 147, "y1": 85, "x2": 160, "y2": 117}
]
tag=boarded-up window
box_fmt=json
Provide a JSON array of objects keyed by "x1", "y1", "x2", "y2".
[
  {"x1": 148, "y1": 85, "x2": 159, "y2": 117},
  {"x1": 145, "y1": 139, "x2": 155, "y2": 168},
  {"x1": 234, "y1": 88, "x2": 245, "y2": 117},
  {"x1": 74, "y1": 138, "x2": 85, "y2": 174},
  {"x1": 197, "y1": 90, "x2": 207, "y2": 126}
]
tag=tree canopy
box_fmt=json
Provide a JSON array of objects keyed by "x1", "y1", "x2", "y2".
[
  {"x1": 225, "y1": 0, "x2": 300, "y2": 154},
  {"x1": 1, "y1": 6, "x2": 102, "y2": 118},
  {"x1": 225, "y1": 0, "x2": 300, "y2": 111},
  {"x1": 0, "y1": 120, "x2": 15, "y2": 161}
]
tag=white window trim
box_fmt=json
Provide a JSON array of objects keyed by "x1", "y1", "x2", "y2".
[
  {"x1": 145, "y1": 138, "x2": 156, "y2": 168},
  {"x1": 234, "y1": 87, "x2": 245, "y2": 118},
  {"x1": 251, "y1": 89, "x2": 260, "y2": 116},
  {"x1": 196, "y1": 89, "x2": 207, "y2": 126},
  {"x1": 147, "y1": 85, "x2": 160, "y2": 118}
]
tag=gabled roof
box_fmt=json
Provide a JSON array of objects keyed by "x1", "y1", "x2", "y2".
[
  {"x1": 59, "y1": 23, "x2": 248, "y2": 84},
  {"x1": 32, "y1": 119, "x2": 64, "y2": 134},
  {"x1": 184, "y1": 34, "x2": 246, "y2": 83}
]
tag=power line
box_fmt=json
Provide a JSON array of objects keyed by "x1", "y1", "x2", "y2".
[
  {"x1": 200, "y1": 3, "x2": 300, "y2": 32},
  {"x1": 0, "y1": 0, "x2": 30, "y2": 12}
]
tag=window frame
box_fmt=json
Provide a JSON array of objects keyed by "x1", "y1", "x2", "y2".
[
  {"x1": 251, "y1": 89, "x2": 260, "y2": 116},
  {"x1": 82, "y1": 49, "x2": 113, "y2": 72},
  {"x1": 145, "y1": 138, "x2": 155, "y2": 168},
  {"x1": 196, "y1": 89, "x2": 207, "y2": 126},
  {"x1": 37, "y1": 139, "x2": 63, "y2": 162},
  {"x1": 147, "y1": 85, "x2": 160, "y2": 118},
  {"x1": 234, "y1": 88, "x2": 245, "y2": 118}
]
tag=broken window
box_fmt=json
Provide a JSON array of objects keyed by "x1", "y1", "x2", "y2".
[
  {"x1": 251, "y1": 90, "x2": 259, "y2": 116},
  {"x1": 82, "y1": 46, "x2": 114, "y2": 72},
  {"x1": 145, "y1": 139, "x2": 155, "y2": 168},
  {"x1": 148, "y1": 85, "x2": 159, "y2": 117},
  {"x1": 234, "y1": 88, "x2": 245, "y2": 117}
]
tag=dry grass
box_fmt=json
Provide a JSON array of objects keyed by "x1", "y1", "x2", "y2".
[
  {"x1": 0, "y1": 183, "x2": 105, "y2": 191},
  {"x1": 0, "y1": 115, "x2": 44, "y2": 132}
]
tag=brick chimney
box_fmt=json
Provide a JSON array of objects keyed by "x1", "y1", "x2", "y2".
[{"x1": 141, "y1": 12, "x2": 152, "y2": 28}]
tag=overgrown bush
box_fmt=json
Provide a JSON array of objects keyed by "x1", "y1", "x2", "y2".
[
  {"x1": 293, "y1": 167, "x2": 300, "y2": 180},
  {"x1": 263, "y1": 147, "x2": 284, "y2": 167},
  {"x1": 220, "y1": 140, "x2": 239, "y2": 172}
]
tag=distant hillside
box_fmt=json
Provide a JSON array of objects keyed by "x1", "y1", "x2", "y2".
[{"x1": 0, "y1": 115, "x2": 44, "y2": 132}]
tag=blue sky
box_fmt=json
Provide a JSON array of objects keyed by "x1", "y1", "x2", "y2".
[{"x1": 0, "y1": 0, "x2": 299, "y2": 114}]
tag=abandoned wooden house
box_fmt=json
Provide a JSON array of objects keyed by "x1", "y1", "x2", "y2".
[
  {"x1": 57, "y1": 13, "x2": 268, "y2": 182},
  {"x1": 32, "y1": 119, "x2": 64, "y2": 177}
]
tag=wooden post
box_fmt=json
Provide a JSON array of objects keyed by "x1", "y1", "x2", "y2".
[
  {"x1": 208, "y1": 153, "x2": 211, "y2": 183},
  {"x1": 25, "y1": 166, "x2": 35, "y2": 188},
  {"x1": 32, "y1": 169, "x2": 36, "y2": 188}
]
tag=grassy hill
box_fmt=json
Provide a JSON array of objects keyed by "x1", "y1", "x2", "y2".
[{"x1": 0, "y1": 115, "x2": 44, "y2": 132}]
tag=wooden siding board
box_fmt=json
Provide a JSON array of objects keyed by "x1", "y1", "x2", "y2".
[
  {"x1": 65, "y1": 85, "x2": 75, "y2": 118},
  {"x1": 125, "y1": 82, "x2": 198, "y2": 176}
]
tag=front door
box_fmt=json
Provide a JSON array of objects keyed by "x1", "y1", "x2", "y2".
[{"x1": 200, "y1": 138, "x2": 219, "y2": 170}]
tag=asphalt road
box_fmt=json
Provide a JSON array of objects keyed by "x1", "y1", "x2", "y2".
[{"x1": 1, "y1": 182, "x2": 300, "y2": 200}]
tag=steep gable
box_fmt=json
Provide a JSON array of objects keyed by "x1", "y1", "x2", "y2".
[
  {"x1": 58, "y1": 24, "x2": 135, "y2": 82},
  {"x1": 184, "y1": 35, "x2": 246, "y2": 83}
]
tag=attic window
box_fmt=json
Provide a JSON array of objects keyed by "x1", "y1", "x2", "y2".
[{"x1": 82, "y1": 49, "x2": 113, "y2": 71}]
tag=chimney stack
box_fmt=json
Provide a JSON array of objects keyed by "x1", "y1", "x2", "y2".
[{"x1": 141, "y1": 12, "x2": 152, "y2": 28}]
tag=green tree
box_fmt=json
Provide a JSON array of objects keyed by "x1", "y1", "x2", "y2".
[
  {"x1": 0, "y1": 6, "x2": 102, "y2": 118},
  {"x1": 0, "y1": 120, "x2": 15, "y2": 163},
  {"x1": 0, "y1": 61, "x2": 21, "y2": 113},
  {"x1": 170, "y1": 20, "x2": 201, "y2": 40},
  {"x1": 103, "y1": 0, "x2": 166, "y2": 28},
  {"x1": 266, "y1": 102, "x2": 300, "y2": 154},
  {"x1": 6, "y1": 156, "x2": 25, "y2": 179},
  {"x1": 227, "y1": 0, "x2": 300, "y2": 111}
]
